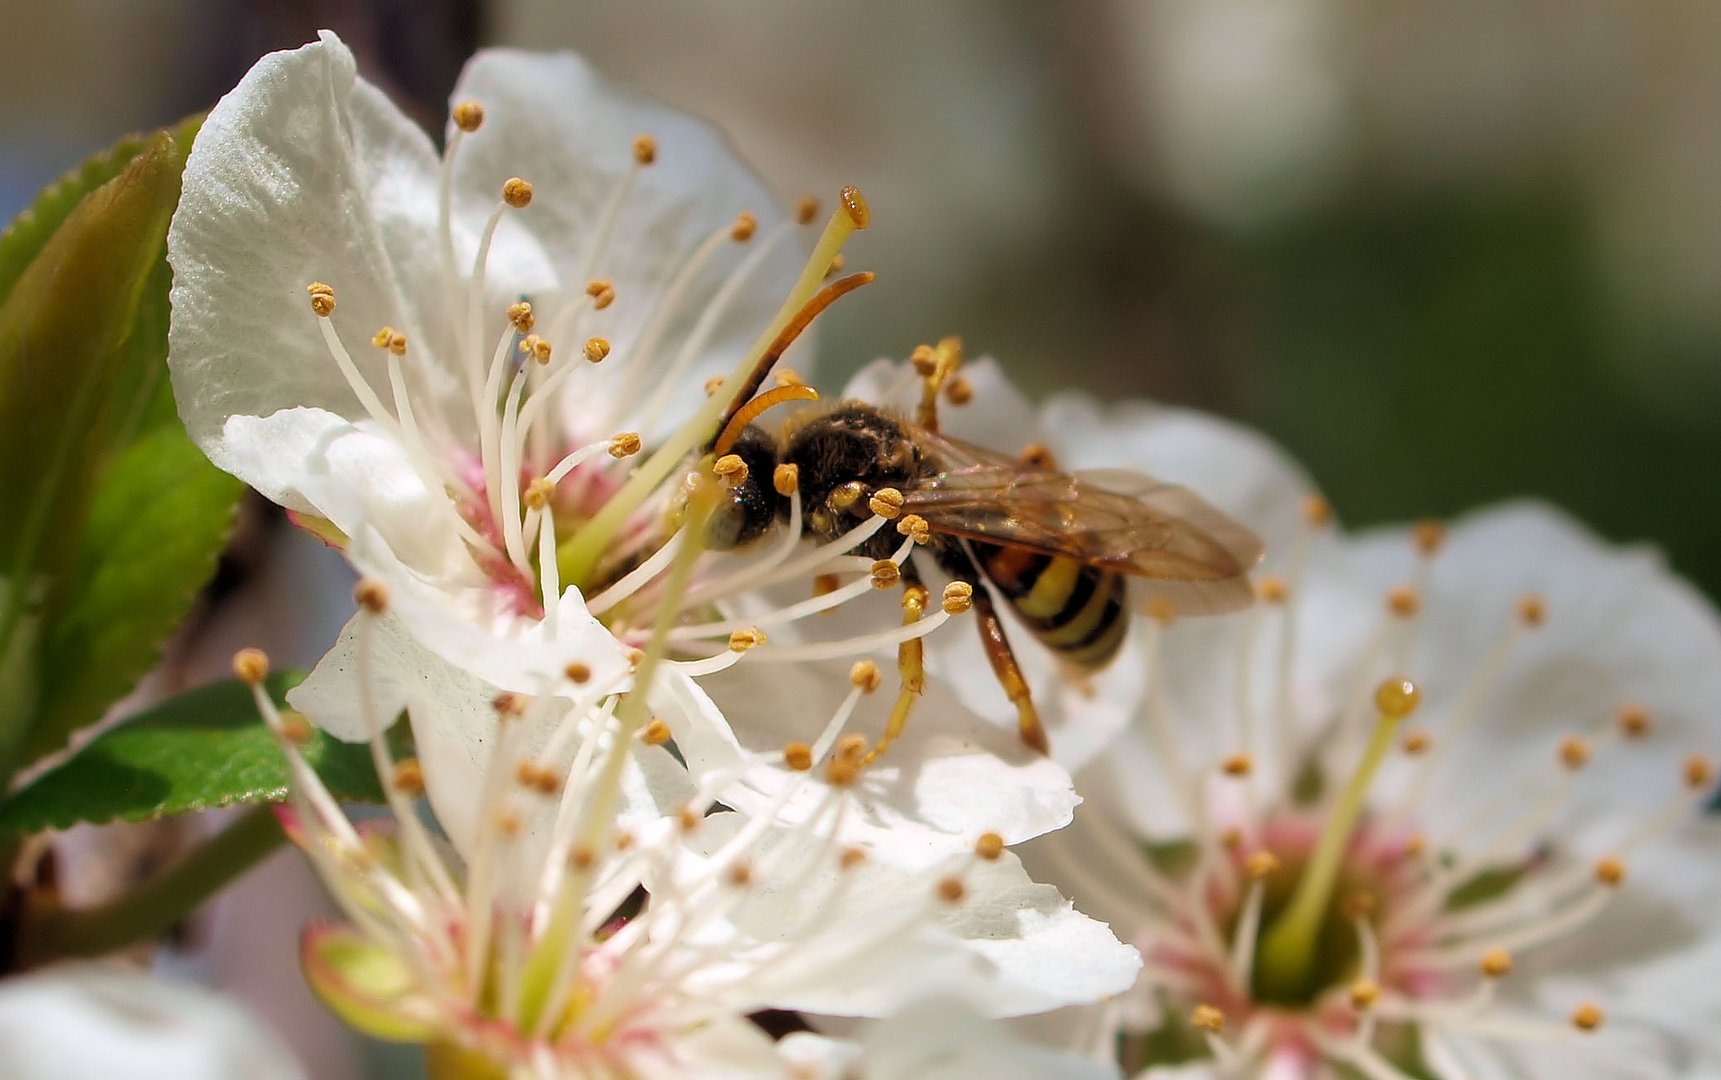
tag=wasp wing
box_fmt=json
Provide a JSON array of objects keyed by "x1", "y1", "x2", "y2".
[{"x1": 900, "y1": 430, "x2": 1263, "y2": 614}]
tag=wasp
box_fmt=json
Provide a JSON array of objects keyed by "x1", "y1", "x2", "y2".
[{"x1": 699, "y1": 282, "x2": 1261, "y2": 757}]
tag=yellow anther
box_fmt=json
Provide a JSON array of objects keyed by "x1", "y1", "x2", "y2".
[
  {"x1": 1571, "y1": 1003, "x2": 1604, "y2": 1032},
  {"x1": 1413, "y1": 519, "x2": 1446, "y2": 555},
  {"x1": 568, "y1": 845, "x2": 596, "y2": 871},
  {"x1": 974, "y1": 833, "x2": 1005, "y2": 861},
  {"x1": 371, "y1": 326, "x2": 395, "y2": 348},
  {"x1": 583, "y1": 337, "x2": 610, "y2": 363},
  {"x1": 497, "y1": 811, "x2": 523, "y2": 838},
  {"x1": 944, "y1": 375, "x2": 973, "y2": 406},
  {"x1": 828, "y1": 481, "x2": 865, "y2": 510},
  {"x1": 868, "y1": 487, "x2": 905, "y2": 519},
  {"x1": 1245, "y1": 850, "x2": 1280, "y2": 879},
  {"x1": 728, "y1": 627, "x2": 767, "y2": 652},
  {"x1": 772, "y1": 463, "x2": 800, "y2": 497},
  {"x1": 731, "y1": 212, "x2": 758, "y2": 242},
  {"x1": 232, "y1": 648, "x2": 269, "y2": 686},
  {"x1": 507, "y1": 301, "x2": 534, "y2": 332},
  {"x1": 941, "y1": 581, "x2": 974, "y2": 615},
  {"x1": 451, "y1": 101, "x2": 484, "y2": 132},
  {"x1": 1222, "y1": 753, "x2": 1253, "y2": 777},
  {"x1": 1145, "y1": 597, "x2": 1178, "y2": 623},
  {"x1": 1256, "y1": 576, "x2": 1289, "y2": 604},
  {"x1": 824, "y1": 757, "x2": 860, "y2": 787},
  {"x1": 839, "y1": 847, "x2": 867, "y2": 870},
  {"x1": 614, "y1": 831, "x2": 634, "y2": 852},
  {"x1": 1594, "y1": 857, "x2": 1626, "y2": 886},
  {"x1": 587, "y1": 279, "x2": 616, "y2": 310},
  {"x1": 518, "y1": 334, "x2": 552, "y2": 364},
  {"x1": 713, "y1": 454, "x2": 749, "y2": 486},
  {"x1": 608, "y1": 432, "x2": 642, "y2": 459},
  {"x1": 783, "y1": 742, "x2": 814, "y2": 771},
  {"x1": 524, "y1": 478, "x2": 555, "y2": 510},
  {"x1": 1559, "y1": 736, "x2": 1591, "y2": 770},
  {"x1": 677, "y1": 806, "x2": 700, "y2": 832},
  {"x1": 641, "y1": 718, "x2": 673, "y2": 746},
  {"x1": 839, "y1": 185, "x2": 870, "y2": 228},
  {"x1": 910, "y1": 343, "x2": 938, "y2": 377},
  {"x1": 794, "y1": 196, "x2": 820, "y2": 224},
  {"x1": 1480, "y1": 948, "x2": 1513, "y2": 978},
  {"x1": 1190, "y1": 1004, "x2": 1225, "y2": 1034},
  {"x1": 354, "y1": 579, "x2": 389, "y2": 614},
  {"x1": 1374, "y1": 676, "x2": 1421, "y2": 719},
  {"x1": 1386, "y1": 585, "x2": 1420, "y2": 618},
  {"x1": 896, "y1": 514, "x2": 931, "y2": 545},
  {"x1": 515, "y1": 760, "x2": 560, "y2": 795},
  {"x1": 564, "y1": 661, "x2": 591, "y2": 685},
  {"x1": 624, "y1": 647, "x2": 644, "y2": 670},
  {"x1": 1018, "y1": 443, "x2": 1057, "y2": 470},
  {"x1": 1302, "y1": 494, "x2": 1333, "y2": 528},
  {"x1": 390, "y1": 758, "x2": 425, "y2": 796},
  {"x1": 870, "y1": 560, "x2": 901, "y2": 589},
  {"x1": 492, "y1": 692, "x2": 526, "y2": 717},
  {"x1": 1349, "y1": 980, "x2": 1381, "y2": 1010},
  {"x1": 1685, "y1": 754, "x2": 1715, "y2": 790},
  {"x1": 1341, "y1": 890, "x2": 1377, "y2": 920},
  {"x1": 1616, "y1": 704, "x2": 1652, "y2": 739},
  {"x1": 307, "y1": 281, "x2": 336, "y2": 317},
  {"x1": 727, "y1": 862, "x2": 753, "y2": 888},
  {"x1": 501, "y1": 177, "x2": 533, "y2": 208},
  {"x1": 278, "y1": 711, "x2": 313, "y2": 744},
  {"x1": 632, "y1": 134, "x2": 657, "y2": 165},
  {"x1": 849, "y1": 660, "x2": 883, "y2": 694},
  {"x1": 936, "y1": 876, "x2": 965, "y2": 904},
  {"x1": 1516, "y1": 594, "x2": 1547, "y2": 627},
  {"x1": 1400, "y1": 729, "x2": 1432, "y2": 756}
]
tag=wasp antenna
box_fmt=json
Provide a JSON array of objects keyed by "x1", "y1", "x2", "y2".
[
  {"x1": 713, "y1": 384, "x2": 821, "y2": 456},
  {"x1": 705, "y1": 271, "x2": 874, "y2": 453}
]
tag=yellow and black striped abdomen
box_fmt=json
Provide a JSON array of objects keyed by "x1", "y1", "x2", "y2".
[{"x1": 974, "y1": 543, "x2": 1128, "y2": 669}]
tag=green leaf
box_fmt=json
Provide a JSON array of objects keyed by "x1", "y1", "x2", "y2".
[
  {"x1": 25, "y1": 427, "x2": 243, "y2": 760},
  {"x1": 0, "y1": 674, "x2": 390, "y2": 835},
  {"x1": 0, "y1": 132, "x2": 191, "y2": 776}
]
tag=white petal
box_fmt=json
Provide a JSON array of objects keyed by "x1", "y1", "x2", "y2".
[
  {"x1": 169, "y1": 31, "x2": 462, "y2": 475},
  {"x1": 679, "y1": 661, "x2": 1080, "y2": 862},
  {"x1": 449, "y1": 49, "x2": 809, "y2": 440},
  {"x1": 0, "y1": 965, "x2": 302, "y2": 1079}
]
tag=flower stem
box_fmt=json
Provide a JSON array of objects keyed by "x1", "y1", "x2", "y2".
[
  {"x1": 1254, "y1": 701, "x2": 1407, "y2": 1001},
  {"x1": 16, "y1": 804, "x2": 281, "y2": 966}
]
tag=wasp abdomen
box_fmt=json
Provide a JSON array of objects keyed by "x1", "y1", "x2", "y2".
[{"x1": 973, "y1": 543, "x2": 1128, "y2": 669}]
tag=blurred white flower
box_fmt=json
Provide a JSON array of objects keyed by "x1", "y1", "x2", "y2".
[
  {"x1": 234, "y1": 590, "x2": 1137, "y2": 1078},
  {"x1": 950, "y1": 392, "x2": 1721, "y2": 1077},
  {"x1": 0, "y1": 964, "x2": 302, "y2": 1079}
]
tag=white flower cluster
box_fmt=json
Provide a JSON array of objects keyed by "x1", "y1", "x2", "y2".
[{"x1": 151, "y1": 30, "x2": 1721, "y2": 1080}]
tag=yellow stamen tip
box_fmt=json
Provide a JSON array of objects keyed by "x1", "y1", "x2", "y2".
[
  {"x1": 279, "y1": 711, "x2": 313, "y2": 745},
  {"x1": 713, "y1": 453, "x2": 749, "y2": 484},
  {"x1": 564, "y1": 661, "x2": 591, "y2": 684},
  {"x1": 795, "y1": 196, "x2": 820, "y2": 225},
  {"x1": 451, "y1": 101, "x2": 484, "y2": 132},
  {"x1": 731, "y1": 212, "x2": 758, "y2": 242},
  {"x1": 353, "y1": 579, "x2": 389, "y2": 614},
  {"x1": 1594, "y1": 856, "x2": 1626, "y2": 886},
  {"x1": 1480, "y1": 948, "x2": 1513, "y2": 978},
  {"x1": 783, "y1": 742, "x2": 814, "y2": 771},
  {"x1": 1349, "y1": 979, "x2": 1381, "y2": 1010},
  {"x1": 1374, "y1": 677, "x2": 1421, "y2": 719},
  {"x1": 1571, "y1": 1003, "x2": 1604, "y2": 1032},
  {"x1": 1559, "y1": 736, "x2": 1591, "y2": 770},
  {"x1": 1302, "y1": 494, "x2": 1334, "y2": 528},
  {"x1": 869, "y1": 560, "x2": 901, "y2": 589},
  {"x1": 1616, "y1": 703, "x2": 1652, "y2": 739},
  {"x1": 1190, "y1": 1004, "x2": 1225, "y2": 1034},
  {"x1": 868, "y1": 487, "x2": 905, "y2": 519},
  {"x1": 1516, "y1": 593, "x2": 1547, "y2": 627},
  {"x1": 941, "y1": 581, "x2": 974, "y2": 615},
  {"x1": 608, "y1": 432, "x2": 642, "y2": 459},
  {"x1": 936, "y1": 876, "x2": 966, "y2": 904},
  {"x1": 501, "y1": 177, "x2": 533, "y2": 208},
  {"x1": 1246, "y1": 850, "x2": 1280, "y2": 879},
  {"x1": 641, "y1": 718, "x2": 672, "y2": 746},
  {"x1": 773, "y1": 462, "x2": 800, "y2": 496},
  {"x1": 1413, "y1": 519, "x2": 1446, "y2": 555},
  {"x1": 1256, "y1": 576, "x2": 1289, "y2": 604},
  {"x1": 232, "y1": 648, "x2": 269, "y2": 686},
  {"x1": 975, "y1": 833, "x2": 1005, "y2": 861},
  {"x1": 1386, "y1": 585, "x2": 1420, "y2": 618},
  {"x1": 1401, "y1": 729, "x2": 1431, "y2": 756},
  {"x1": 1685, "y1": 753, "x2": 1715, "y2": 790},
  {"x1": 849, "y1": 660, "x2": 883, "y2": 694},
  {"x1": 632, "y1": 134, "x2": 657, "y2": 165},
  {"x1": 1221, "y1": 753, "x2": 1253, "y2": 777},
  {"x1": 306, "y1": 281, "x2": 336, "y2": 317},
  {"x1": 728, "y1": 627, "x2": 767, "y2": 652},
  {"x1": 583, "y1": 336, "x2": 610, "y2": 363},
  {"x1": 390, "y1": 758, "x2": 425, "y2": 796},
  {"x1": 507, "y1": 301, "x2": 534, "y2": 332}
]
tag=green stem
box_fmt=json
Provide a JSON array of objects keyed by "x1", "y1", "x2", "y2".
[
  {"x1": 1254, "y1": 710, "x2": 1403, "y2": 1001},
  {"x1": 16, "y1": 804, "x2": 282, "y2": 966}
]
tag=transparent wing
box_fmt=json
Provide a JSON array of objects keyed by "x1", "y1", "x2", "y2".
[{"x1": 901, "y1": 429, "x2": 1263, "y2": 612}]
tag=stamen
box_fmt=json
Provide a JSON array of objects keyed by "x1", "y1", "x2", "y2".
[{"x1": 556, "y1": 187, "x2": 872, "y2": 589}]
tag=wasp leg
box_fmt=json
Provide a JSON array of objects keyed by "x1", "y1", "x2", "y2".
[
  {"x1": 861, "y1": 561, "x2": 929, "y2": 766},
  {"x1": 913, "y1": 336, "x2": 963, "y2": 433},
  {"x1": 940, "y1": 547, "x2": 1049, "y2": 755}
]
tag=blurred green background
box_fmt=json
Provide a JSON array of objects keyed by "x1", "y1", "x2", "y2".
[{"x1": 3, "y1": 4, "x2": 1716, "y2": 1071}]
